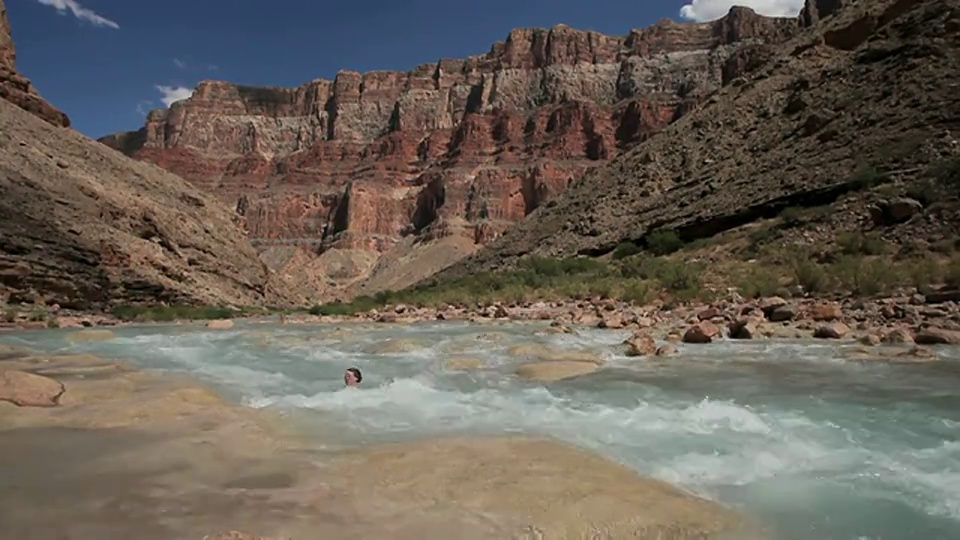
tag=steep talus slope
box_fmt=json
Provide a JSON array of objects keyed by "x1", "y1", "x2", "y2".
[
  {"x1": 441, "y1": 0, "x2": 960, "y2": 277},
  {"x1": 99, "y1": 8, "x2": 801, "y2": 295},
  {"x1": 0, "y1": 0, "x2": 300, "y2": 310},
  {"x1": 0, "y1": 99, "x2": 300, "y2": 309}
]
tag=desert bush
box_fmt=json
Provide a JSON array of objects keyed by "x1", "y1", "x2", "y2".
[
  {"x1": 906, "y1": 158, "x2": 960, "y2": 205},
  {"x1": 779, "y1": 206, "x2": 805, "y2": 228},
  {"x1": 646, "y1": 229, "x2": 684, "y2": 256},
  {"x1": 612, "y1": 242, "x2": 642, "y2": 260},
  {"x1": 742, "y1": 226, "x2": 779, "y2": 260},
  {"x1": 925, "y1": 156, "x2": 960, "y2": 192},
  {"x1": 831, "y1": 256, "x2": 898, "y2": 296},
  {"x1": 620, "y1": 279, "x2": 658, "y2": 305},
  {"x1": 946, "y1": 255, "x2": 960, "y2": 289},
  {"x1": 736, "y1": 263, "x2": 783, "y2": 299},
  {"x1": 849, "y1": 166, "x2": 888, "y2": 189},
  {"x1": 901, "y1": 257, "x2": 940, "y2": 293},
  {"x1": 836, "y1": 232, "x2": 890, "y2": 256},
  {"x1": 521, "y1": 255, "x2": 607, "y2": 277},
  {"x1": 788, "y1": 256, "x2": 832, "y2": 294},
  {"x1": 905, "y1": 179, "x2": 939, "y2": 206},
  {"x1": 619, "y1": 254, "x2": 704, "y2": 299}
]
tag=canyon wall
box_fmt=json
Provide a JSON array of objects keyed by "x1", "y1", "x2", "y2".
[
  {"x1": 441, "y1": 0, "x2": 960, "y2": 277},
  {"x1": 0, "y1": 0, "x2": 69, "y2": 127},
  {"x1": 0, "y1": 0, "x2": 304, "y2": 310},
  {"x1": 101, "y1": 7, "x2": 801, "y2": 295}
]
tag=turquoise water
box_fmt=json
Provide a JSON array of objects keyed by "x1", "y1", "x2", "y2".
[{"x1": 3, "y1": 320, "x2": 960, "y2": 540}]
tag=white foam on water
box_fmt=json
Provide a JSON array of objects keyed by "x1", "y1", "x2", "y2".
[{"x1": 3, "y1": 321, "x2": 960, "y2": 536}]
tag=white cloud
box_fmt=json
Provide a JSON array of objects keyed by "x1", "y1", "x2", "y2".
[
  {"x1": 173, "y1": 58, "x2": 187, "y2": 69},
  {"x1": 35, "y1": 0, "x2": 119, "y2": 29},
  {"x1": 679, "y1": 0, "x2": 804, "y2": 21},
  {"x1": 155, "y1": 85, "x2": 194, "y2": 107}
]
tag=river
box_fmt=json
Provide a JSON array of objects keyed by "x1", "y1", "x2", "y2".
[{"x1": 2, "y1": 319, "x2": 959, "y2": 540}]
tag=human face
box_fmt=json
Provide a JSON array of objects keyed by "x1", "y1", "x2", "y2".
[{"x1": 344, "y1": 369, "x2": 359, "y2": 386}]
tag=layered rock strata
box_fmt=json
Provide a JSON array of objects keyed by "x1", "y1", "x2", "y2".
[
  {"x1": 444, "y1": 0, "x2": 960, "y2": 277},
  {"x1": 101, "y1": 8, "x2": 801, "y2": 294}
]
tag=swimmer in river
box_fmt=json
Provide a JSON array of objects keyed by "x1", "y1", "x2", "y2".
[{"x1": 344, "y1": 367, "x2": 363, "y2": 387}]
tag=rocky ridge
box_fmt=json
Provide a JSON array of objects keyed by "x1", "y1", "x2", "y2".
[
  {"x1": 0, "y1": 0, "x2": 68, "y2": 127},
  {"x1": 0, "y1": 0, "x2": 302, "y2": 310},
  {"x1": 100, "y1": 8, "x2": 801, "y2": 297},
  {"x1": 442, "y1": 0, "x2": 960, "y2": 277}
]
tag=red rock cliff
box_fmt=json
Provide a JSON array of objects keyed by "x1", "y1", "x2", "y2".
[
  {"x1": 100, "y1": 8, "x2": 799, "y2": 292},
  {"x1": 0, "y1": 0, "x2": 69, "y2": 127}
]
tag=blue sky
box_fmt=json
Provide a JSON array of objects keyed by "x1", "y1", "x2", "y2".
[{"x1": 7, "y1": 1, "x2": 803, "y2": 138}]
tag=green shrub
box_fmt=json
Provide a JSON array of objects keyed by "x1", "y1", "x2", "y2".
[
  {"x1": 849, "y1": 166, "x2": 888, "y2": 189},
  {"x1": 925, "y1": 156, "x2": 960, "y2": 192},
  {"x1": 520, "y1": 255, "x2": 607, "y2": 277},
  {"x1": 657, "y1": 260, "x2": 703, "y2": 294},
  {"x1": 836, "y1": 232, "x2": 890, "y2": 256},
  {"x1": 905, "y1": 179, "x2": 939, "y2": 206},
  {"x1": 831, "y1": 256, "x2": 897, "y2": 296},
  {"x1": 779, "y1": 207, "x2": 805, "y2": 228},
  {"x1": 612, "y1": 242, "x2": 642, "y2": 260},
  {"x1": 619, "y1": 254, "x2": 661, "y2": 280},
  {"x1": 737, "y1": 264, "x2": 783, "y2": 299},
  {"x1": 902, "y1": 257, "x2": 940, "y2": 293},
  {"x1": 743, "y1": 226, "x2": 779, "y2": 260},
  {"x1": 620, "y1": 279, "x2": 658, "y2": 304},
  {"x1": 789, "y1": 256, "x2": 832, "y2": 294},
  {"x1": 646, "y1": 230, "x2": 684, "y2": 256},
  {"x1": 946, "y1": 255, "x2": 960, "y2": 289}
]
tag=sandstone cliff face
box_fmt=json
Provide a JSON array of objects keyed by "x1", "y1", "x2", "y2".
[
  {"x1": 0, "y1": 0, "x2": 69, "y2": 127},
  {"x1": 443, "y1": 0, "x2": 960, "y2": 277},
  {"x1": 101, "y1": 8, "x2": 800, "y2": 295}
]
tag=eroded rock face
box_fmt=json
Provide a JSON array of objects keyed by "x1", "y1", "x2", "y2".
[
  {"x1": 0, "y1": 0, "x2": 306, "y2": 309},
  {"x1": 0, "y1": 97, "x2": 299, "y2": 309},
  {"x1": 800, "y1": 0, "x2": 854, "y2": 26},
  {"x1": 0, "y1": 0, "x2": 69, "y2": 127},
  {"x1": 442, "y1": 0, "x2": 960, "y2": 282},
  {"x1": 100, "y1": 9, "x2": 800, "y2": 294}
]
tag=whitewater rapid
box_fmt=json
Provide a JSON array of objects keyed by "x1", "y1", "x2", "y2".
[{"x1": 3, "y1": 320, "x2": 959, "y2": 539}]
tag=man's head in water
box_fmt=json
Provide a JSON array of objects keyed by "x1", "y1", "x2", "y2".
[{"x1": 344, "y1": 367, "x2": 362, "y2": 387}]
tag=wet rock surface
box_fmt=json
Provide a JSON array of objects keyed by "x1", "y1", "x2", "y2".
[{"x1": 0, "y1": 370, "x2": 64, "y2": 407}]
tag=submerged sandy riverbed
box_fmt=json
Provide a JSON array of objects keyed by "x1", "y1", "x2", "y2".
[{"x1": 0, "y1": 341, "x2": 761, "y2": 540}]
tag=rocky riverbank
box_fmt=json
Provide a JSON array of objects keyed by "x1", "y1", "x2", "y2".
[
  {"x1": 6, "y1": 288, "x2": 960, "y2": 360},
  {"x1": 0, "y1": 342, "x2": 770, "y2": 539},
  {"x1": 285, "y1": 292, "x2": 960, "y2": 350}
]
